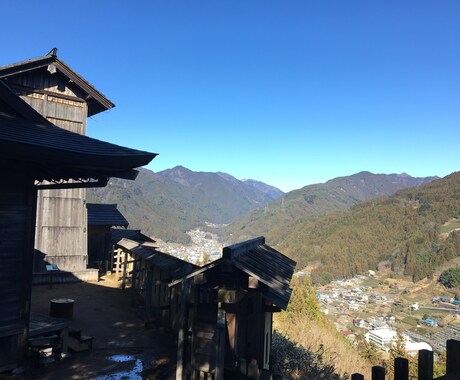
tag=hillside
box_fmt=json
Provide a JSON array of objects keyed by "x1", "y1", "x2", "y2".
[
  {"x1": 87, "y1": 166, "x2": 282, "y2": 243},
  {"x1": 242, "y1": 179, "x2": 284, "y2": 200},
  {"x1": 223, "y1": 171, "x2": 437, "y2": 243},
  {"x1": 266, "y1": 172, "x2": 460, "y2": 283}
]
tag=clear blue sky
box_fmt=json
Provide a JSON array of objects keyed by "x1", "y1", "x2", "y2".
[{"x1": 2, "y1": 1, "x2": 459, "y2": 191}]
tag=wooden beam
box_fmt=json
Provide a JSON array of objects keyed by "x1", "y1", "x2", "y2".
[
  {"x1": 371, "y1": 366, "x2": 385, "y2": 380},
  {"x1": 176, "y1": 278, "x2": 191, "y2": 380},
  {"x1": 446, "y1": 339, "x2": 460, "y2": 376},
  {"x1": 418, "y1": 349, "x2": 433, "y2": 380},
  {"x1": 394, "y1": 357, "x2": 408, "y2": 380},
  {"x1": 215, "y1": 303, "x2": 226, "y2": 380}
]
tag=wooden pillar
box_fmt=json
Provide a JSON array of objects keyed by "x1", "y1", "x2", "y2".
[
  {"x1": 121, "y1": 250, "x2": 128, "y2": 290},
  {"x1": 215, "y1": 303, "x2": 226, "y2": 380},
  {"x1": 176, "y1": 278, "x2": 191, "y2": 380},
  {"x1": 418, "y1": 349, "x2": 433, "y2": 380},
  {"x1": 446, "y1": 339, "x2": 460, "y2": 376},
  {"x1": 394, "y1": 357, "x2": 408, "y2": 380},
  {"x1": 145, "y1": 269, "x2": 153, "y2": 325},
  {"x1": 351, "y1": 374, "x2": 364, "y2": 380},
  {"x1": 371, "y1": 365, "x2": 385, "y2": 380}
]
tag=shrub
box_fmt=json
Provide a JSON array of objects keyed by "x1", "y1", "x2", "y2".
[{"x1": 439, "y1": 267, "x2": 460, "y2": 288}]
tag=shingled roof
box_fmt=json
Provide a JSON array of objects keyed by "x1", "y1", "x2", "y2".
[
  {"x1": 0, "y1": 49, "x2": 114, "y2": 116},
  {"x1": 117, "y1": 238, "x2": 196, "y2": 279},
  {"x1": 87, "y1": 204, "x2": 129, "y2": 227},
  {"x1": 170, "y1": 237, "x2": 296, "y2": 310},
  {"x1": 111, "y1": 229, "x2": 156, "y2": 245}
]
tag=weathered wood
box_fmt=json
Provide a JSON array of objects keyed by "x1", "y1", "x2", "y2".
[
  {"x1": 176, "y1": 279, "x2": 190, "y2": 380},
  {"x1": 122, "y1": 250, "x2": 128, "y2": 290},
  {"x1": 0, "y1": 181, "x2": 37, "y2": 371},
  {"x1": 371, "y1": 366, "x2": 385, "y2": 380},
  {"x1": 446, "y1": 339, "x2": 460, "y2": 376},
  {"x1": 7, "y1": 66, "x2": 90, "y2": 275},
  {"x1": 215, "y1": 305, "x2": 225, "y2": 380},
  {"x1": 394, "y1": 357, "x2": 409, "y2": 380},
  {"x1": 418, "y1": 349, "x2": 433, "y2": 380}
]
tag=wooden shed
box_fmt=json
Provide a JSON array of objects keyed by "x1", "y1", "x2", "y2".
[
  {"x1": 0, "y1": 49, "x2": 116, "y2": 277},
  {"x1": 115, "y1": 238, "x2": 196, "y2": 330},
  {"x1": 170, "y1": 237, "x2": 296, "y2": 380},
  {"x1": 0, "y1": 79, "x2": 156, "y2": 372},
  {"x1": 87, "y1": 203, "x2": 129, "y2": 271}
]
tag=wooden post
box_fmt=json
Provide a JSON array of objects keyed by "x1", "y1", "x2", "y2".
[
  {"x1": 110, "y1": 245, "x2": 115, "y2": 273},
  {"x1": 394, "y1": 357, "x2": 408, "y2": 380},
  {"x1": 446, "y1": 339, "x2": 460, "y2": 376},
  {"x1": 418, "y1": 349, "x2": 433, "y2": 380},
  {"x1": 215, "y1": 303, "x2": 226, "y2": 380},
  {"x1": 351, "y1": 374, "x2": 364, "y2": 380},
  {"x1": 176, "y1": 278, "x2": 190, "y2": 380},
  {"x1": 145, "y1": 269, "x2": 153, "y2": 326},
  {"x1": 121, "y1": 250, "x2": 128, "y2": 290},
  {"x1": 371, "y1": 365, "x2": 385, "y2": 380}
]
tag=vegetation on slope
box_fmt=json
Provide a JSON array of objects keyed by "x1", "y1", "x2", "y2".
[
  {"x1": 224, "y1": 172, "x2": 436, "y2": 243},
  {"x1": 274, "y1": 276, "x2": 374, "y2": 378},
  {"x1": 268, "y1": 172, "x2": 460, "y2": 283},
  {"x1": 439, "y1": 267, "x2": 460, "y2": 288},
  {"x1": 87, "y1": 167, "x2": 281, "y2": 243}
]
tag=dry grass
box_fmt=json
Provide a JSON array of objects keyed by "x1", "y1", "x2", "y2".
[{"x1": 274, "y1": 313, "x2": 373, "y2": 378}]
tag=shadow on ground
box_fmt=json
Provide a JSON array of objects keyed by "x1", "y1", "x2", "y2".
[{"x1": 8, "y1": 275, "x2": 176, "y2": 380}]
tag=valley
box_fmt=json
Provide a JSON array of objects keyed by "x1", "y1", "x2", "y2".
[
  {"x1": 154, "y1": 228, "x2": 223, "y2": 264},
  {"x1": 315, "y1": 266, "x2": 460, "y2": 356}
]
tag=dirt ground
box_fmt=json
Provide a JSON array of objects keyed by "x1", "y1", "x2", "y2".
[{"x1": 6, "y1": 275, "x2": 177, "y2": 380}]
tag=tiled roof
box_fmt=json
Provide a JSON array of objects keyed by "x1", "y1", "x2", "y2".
[{"x1": 87, "y1": 204, "x2": 129, "y2": 227}]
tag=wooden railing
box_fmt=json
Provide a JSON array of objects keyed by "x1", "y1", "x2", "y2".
[{"x1": 351, "y1": 339, "x2": 460, "y2": 380}]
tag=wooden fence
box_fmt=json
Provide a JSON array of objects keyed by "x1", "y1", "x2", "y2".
[
  {"x1": 351, "y1": 339, "x2": 460, "y2": 380},
  {"x1": 112, "y1": 247, "x2": 134, "y2": 290}
]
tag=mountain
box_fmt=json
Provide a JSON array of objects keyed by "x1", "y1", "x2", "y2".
[
  {"x1": 267, "y1": 172, "x2": 460, "y2": 283},
  {"x1": 242, "y1": 179, "x2": 284, "y2": 201},
  {"x1": 87, "y1": 166, "x2": 282, "y2": 243},
  {"x1": 223, "y1": 172, "x2": 438, "y2": 243}
]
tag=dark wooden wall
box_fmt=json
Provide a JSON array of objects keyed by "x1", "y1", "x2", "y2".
[
  {"x1": 5, "y1": 69, "x2": 89, "y2": 273},
  {"x1": 87, "y1": 225, "x2": 112, "y2": 270},
  {"x1": 0, "y1": 173, "x2": 36, "y2": 371}
]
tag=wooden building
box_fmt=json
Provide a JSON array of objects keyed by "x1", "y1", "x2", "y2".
[
  {"x1": 170, "y1": 237, "x2": 296, "y2": 380},
  {"x1": 0, "y1": 49, "x2": 116, "y2": 277},
  {"x1": 87, "y1": 203, "x2": 129, "y2": 271},
  {"x1": 0, "y1": 77, "x2": 156, "y2": 372},
  {"x1": 115, "y1": 238, "x2": 196, "y2": 329}
]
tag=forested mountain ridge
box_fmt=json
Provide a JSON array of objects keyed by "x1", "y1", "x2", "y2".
[
  {"x1": 223, "y1": 171, "x2": 437, "y2": 243},
  {"x1": 266, "y1": 172, "x2": 460, "y2": 284},
  {"x1": 87, "y1": 166, "x2": 282, "y2": 243}
]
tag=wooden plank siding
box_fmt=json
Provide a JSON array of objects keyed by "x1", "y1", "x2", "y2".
[{"x1": 5, "y1": 68, "x2": 90, "y2": 273}]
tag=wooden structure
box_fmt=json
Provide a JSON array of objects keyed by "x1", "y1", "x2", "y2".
[
  {"x1": 111, "y1": 228, "x2": 156, "y2": 274},
  {"x1": 115, "y1": 238, "x2": 196, "y2": 328},
  {"x1": 0, "y1": 49, "x2": 115, "y2": 276},
  {"x1": 0, "y1": 76, "x2": 156, "y2": 372},
  {"x1": 87, "y1": 203, "x2": 129, "y2": 271},
  {"x1": 170, "y1": 237, "x2": 296, "y2": 380},
  {"x1": 351, "y1": 339, "x2": 460, "y2": 380}
]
